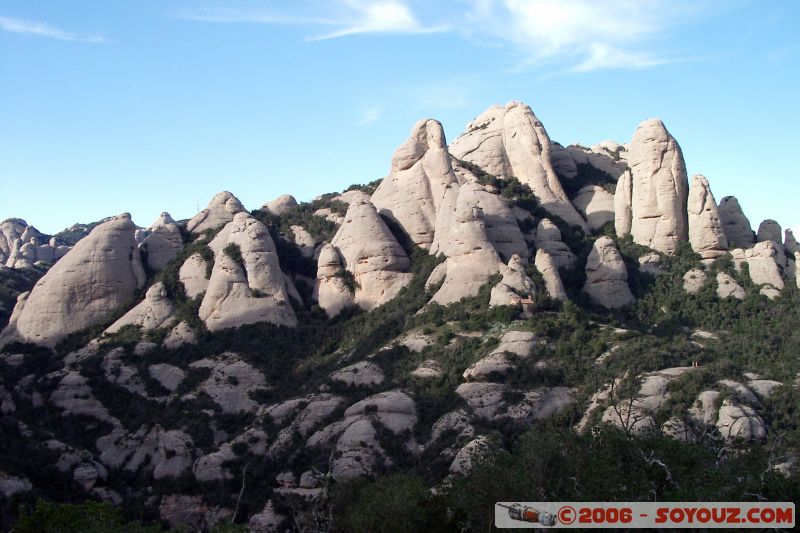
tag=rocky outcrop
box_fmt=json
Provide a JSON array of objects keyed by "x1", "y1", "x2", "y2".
[
  {"x1": 534, "y1": 218, "x2": 575, "y2": 268},
  {"x1": 290, "y1": 225, "x2": 316, "y2": 258},
  {"x1": 571, "y1": 185, "x2": 614, "y2": 232},
  {"x1": 583, "y1": 237, "x2": 634, "y2": 308},
  {"x1": 189, "y1": 354, "x2": 268, "y2": 413},
  {"x1": 626, "y1": 119, "x2": 689, "y2": 254},
  {"x1": 179, "y1": 253, "x2": 210, "y2": 299},
  {"x1": 682, "y1": 269, "x2": 707, "y2": 295},
  {"x1": 463, "y1": 330, "x2": 535, "y2": 380},
  {"x1": 186, "y1": 192, "x2": 245, "y2": 235},
  {"x1": 371, "y1": 119, "x2": 458, "y2": 248},
  {"x1": 549, "y1": 142, "x2": 578, "y2": 179},
  {"x1": 614, "y1": 170, "x2": 633, "y2": 237},
  {"x1": 1, "y1": 214, "x2": 145, "y2": 347},
  {"x1": 567, "y1": 142, "x2": 629, "y2": 180},
  {"x1": 262, "y1": 194, "x2": 297, "y2": 215},
  {"x1": 716, "y1": 272, "x2": 745, "y2": 300},
  {"x1": 199, "y1": 213, "x2": 296, "y2": 330},
  {"x1": 786, "y1": 230, "x2": 798, "y2": 254},
  {"x1": 163, "y1": 322, "x2": 196, "y2": 349},
  {"x1": 717, "y1": 196, "x2": 755, "y2": 248},
  {"x1": 330, "y1": 361, "x2": 384, "y2": 386},
  {"x1": 140, "y1": 213, "x2": 183, "y2": 272},
  {"x1": 104, "y1": 282, "x2": 174, "y2": 335},
  {"x1": 450, "y1": 102, "x2": 588, "y2": 231},
  {"x1": 732, "y1": 242, "x2": 784, "y2": 291},
  {"x1": 427, "y1": 183, "x2": 504, "y2": 305},
  {"x1": 313, "y1": 244, "x2": 354, "y2": 317},
  {"x1": 534, "y1": 249, "x2": 567, "y2": 301},
  {"x1": 489, "y1": 254, "x2": 535, "y2": 307},
  {"x1": 315, "y1": 200, "x2": 413, "y2": 316},
  {"x1": 756, "y1": 220, "x2": 782, "y2": 246},
  {"x1": 687, "y1": 174, "x2": 728, "y2": 261}
]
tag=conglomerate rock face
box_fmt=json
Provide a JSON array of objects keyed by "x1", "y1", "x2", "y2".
[
  {"x1": 583, "y1": 236, "x2": 634, "y2": 308},
  {"x1": 687, "y1": 174, "x2": 728, "y2": 261}
]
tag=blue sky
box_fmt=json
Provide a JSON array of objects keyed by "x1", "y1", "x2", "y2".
[{"x1": 1, "y1": 0, "x2": 798, "y2": 237}]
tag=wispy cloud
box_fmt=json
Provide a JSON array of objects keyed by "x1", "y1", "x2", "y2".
[
  {"x1": 357, "y1": 106, "x2": 383, "y2": 125},
  {"x1": 0, "y1": 16, "x2": 106, "y2": 43},
  {"x1": 464, "y1": 0, "x2": 706, "y2": 72},
  {"x1": 174, "y1": 0, "x2": 446, "y2": 41}
]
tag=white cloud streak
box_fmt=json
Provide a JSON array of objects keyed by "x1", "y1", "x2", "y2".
[
  {"x1": 0, "y1": 16, "x2": 106, "y2": 43},
  {"x1": 357, "y1": 106, "x2": 383, "y2": 125}
]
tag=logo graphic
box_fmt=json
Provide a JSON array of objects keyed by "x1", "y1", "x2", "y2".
[{"x1": 497, "y1": 503, "x2": 557, "y2": 527}]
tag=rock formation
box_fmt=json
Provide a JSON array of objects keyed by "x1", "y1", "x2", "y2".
[
  {"x1": 371, "y1": 119, "x2": 457, "y2": 248},
  {"x1": 549, "y1": 142, "x2": 578, "y2": 179},
  {"x1": 571, "y1": 185, "x2": 614, "y2": 232},
  {"x1": 315, "y1": 200, "x2": 413, "y2": 316},
  {"x1": 313, "y1": 244, "x2": 354, "y2": 317},
  {"x1": 534, "y1": 249, "x2": 567, "y2": 301},
  {"x1": 614, "y1": 170, "x2": 633, "y2": 237},
  {"x1": 1, "y1": 214, "x2": 145, "y2": 347},
  {"x1": 567, "y1": 142, "x2": 629, "y2": 180},
  {"x1": 450, "y1": 101, "x2": 588, "y2": 231},
  {"x1": 489, "y1": 254, "x2": 535, "y2": 307},
  {"x1": 731, "y1": 242, "x2": 784, "y2": 291},
  {"x1": 625, "y1": 119, "x2": 689, "y2": 254},
  {"x1": 687, "y1": 174, "x2": 728, "y2": 261},
  {"x1": 427, "y1": 184, "x2": 504, "y2": 305},
  {"x1": 262, "y1": 194, "x2": 297, "y2": 215},
  {"x1": 682, "y1": 269, "x2": 707, "y2": 295},
  {"x1": 140, "y1": 213, "x2": 183, "y2": 272},
  {"x1": 179, "y1": 253, "x2": 211, "y2": 299},
  {"x1": 716, "y1": 272, "x2": 745, "y2": 300},
  {"x1": 104, "y1": 282, "x2": 175, "y2": 335},
  {"x1": 534, "y1": 218, "x2": 576, "y2": 269},
  {"x1": 785, "y1": 230, "x2": 798, "y2": 254},
  {"x1": 198, "y1": 213, "x2": 296, "y2": 330},
  {"x1": 756, "y1": 220, "x2": 782, "y2": 245},
  {"x1": 186, "y1": 192, "x2": 245, "y2": 235},
  {"x1": 583, "y1": 237, "x2": 634, "y2": 308},
  {"x1": 717, "y1": 196, "x2": 755, "y2": 248}
]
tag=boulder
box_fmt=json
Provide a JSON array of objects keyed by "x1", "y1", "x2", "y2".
[
  {"x1": 717, "y1": 196, "x2": 755, "y2": 248},
  {"x1": 456, "y1": 382, "x2": 506, "y2": 419},
  {"x1": 450, "y1": 101, "x2": 588, "y2": 231},
  {"x1": 50, "y1": 372, "x2": 119, "y2": 425},
  {"x1": 534, "y1": 218, "x2": 576, "y2": 268},
  {"x1": 682, "y1": 269, "x2": 707, "y2": 295},
  {"x1": 186, "y1": 191, "x2": 245, "y2": 235},
  {"x1": 290, "y1": 225, "x2": 316, "y2": 258},
  {"x1": 163, "y1": 321, "x2": 196, "y2": 349},
  {"x1": 318, "y1": 200, "x2": 413, "y2": 315},
  {"x1": 463, "y1": 331, "x2": 535, "y2": 380},
  {"x1": 716, "y1": 400, "x2": 766, "y2": 441},
  {"x1": 262, "y1": 194, "x2": 297, "y2": 215},
  {"x1": 411, "y1": 360, "x2": 442, "y2": 379},
  {"x1": 199, "y1": 213, "x2": 296, "y2": 330},
  {"x1": 148, "y1": 364, "x2": 186, "y2": 392},
  {"x1": 626, "y1": 119, "x2": 689, "y2": 254},
  {"x1": 427, "y1": 183, "x2": 504, "y2": 305},
  {"x1": 1, "y1": 214, "x2": 145, "y2": 347},
  {"x1": 733, "y1": 241, "x2": 784, "y2": 291},
  {"x1": 756, "y1": 219, "x2": 782, "y2": 245},
  {"x1": 449, "y1": 436, "x2": 490, "y2": 476},
  {"x1": 371, "y1": 119, "x2": 458, "y2": 248},
  {"x1": 534, "y1": 249, "x2": 567, "y2": 301},
  {"x1": 489, "y1": 254, "x2": 535, "y2": 307},
  {"x1": 716, "y1": 272, "x2": 745, "y2": 300},
  {"x1": 140, "y1": 212, "x2": 183, "y2": 271},
  {"x1": 179, "y1": 252, "x2": 210, "y2": 298},
  {"x1": 785, "y1": 230, "x2": 798, "y2": 254},
  {"x1": 571, "y1": 185, "x2": 614, "y2": 232},
  {"x1": 105, "y1": 282, "x2": 174, "y2": 335},
  {"x1": 687, "y1": 174, "x2": 728, "y2": 261},
  {"x1": 583, "y1": 237, "x2": 634, "y2": 308},
  {"x1": 330, "y1": 361, "x2": 385, "y2": 386},
  {"x1": 189, "y1": 354, "x2": 268, "y2": 414}
]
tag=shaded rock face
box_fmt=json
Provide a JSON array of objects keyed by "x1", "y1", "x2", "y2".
[
  {"x1": 756, "y1": 219, "x2": 782, "y2": 246},
  {"x1": 140, "y1": 212, "x2": 183, "y2": 272},
  {"x1": 371, "y1": 119, "x2": 457, "y2": 249},
  {"x1": 105, "y1": 282, "x2": 174, "y2": 335},
  {"x1": 1, "y1": 214, "x2": 146, "y2": 347},
  {"x1": 626, "y1": 119, "x2": 689, "y2": 255},
  {"x1": 189, "y1": 354, "x2": 268, "y2": 414},
  {"x1": 718, "y1": 196, "x2": 755, "y2": 248},
  {"x1": 716, "y1": 272, "x2": 745, "y2": 300},
  {"x1": 583, "y1": 237, "x2": 634, "y2": 308},
  {"x1": 785, "y1": 230, "x2": 798, "y2": 254},
  {"x1": 199, "y1": 213, "x2": 296, "y2": 330},
  {"x1": 534, "y1": 249, "x2": 567, "y2": 301},
  {"x1": 549, "y1": 142, "x2": 578, "y2": 179},
  {"x1": 315, "y1": 200, "x2": 413, "y2": 317},
  {"x1": 571, "y1": 185, "x2": 614, "y2": 232},
  {"x1": 687, "y1": 174, "x2": 728, "y2": 261},
  {"x1": 427, "y1": 183, "x2": 504, "y2": 305},
  {"x1": 450, "y1": 102, "x2": 588, "y2": 231},
  {"x1": 567, "y1": 142, "x2": 629, "y2": 180},
  {"x1": 186, "y1": 191, "x2": 245, "y2": 235},
  {"x1": 262, "y1": 194, "x2": 297, "y2": 215}
]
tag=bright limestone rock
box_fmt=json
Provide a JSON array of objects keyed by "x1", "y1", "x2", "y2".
[
  {"x1": 179, "y1": 253, "x2": 210, "y2": 299},
  {"x1": 614, "y1": 169, "x2": 634, "y2": 237},
  {"x1": 626, "y1": 119, "x2": 689, "y2": 255},
  {"x1": 717, "y1": 196, "x2": 755, "y2": 248},
  {"x1": 371, "y1": 119, "x2": 458, "y2": 249},
  {"x1": 583, "y1": 236, "x2": 634, "y2": 308},
  {"x1": 489, "y1": 254, "x2": 535, "y2": 307},
  {"x1": 450, "y1": 101, "x2": 588, "y2": 231},
  {"x1": 731, "y1": 241, "x2": 784, "y2": 291},
  {"x1": 687, "y1": 174, "x2": 728, "y2": 261},
  {"x1": 427, "y1": 183, "x2": 504, "y2": 305},
  {"x1": 716, "y1": 272, "x2": 745, "y2": 300},
  {"x1": 105, "y1": 282, "x2": 174, "y2": 335},
  {"x1": 535, "y1": 218, "x2": 575, "y2": 268},
  {"x1": 0, "y1": 214, "x2": 145, "y2": 347},
  {"x1": 262, "y1": 194, "x2": 297, "y2": 215},
  {"x1": 140, "y1": 212, "x2": 184, "y2": 272},
  {"x1": 534, "y1": 249, "x2": 567, "y2": 301},
  {"x1": 186, "y1": 191, "x2": 245, "y2": 235},
  {"x1": 682, "y1": 269, "x2": 707, "y2": 295},
  {"x1": 571, "y1": 185, "x2": 614, "y2": 232},
  {"x1": 313, "y1": 244, "x2": 354, "y2": 318},
  {"x1": 198, "y1": 213, "x2": 296, "y2": 330}
]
